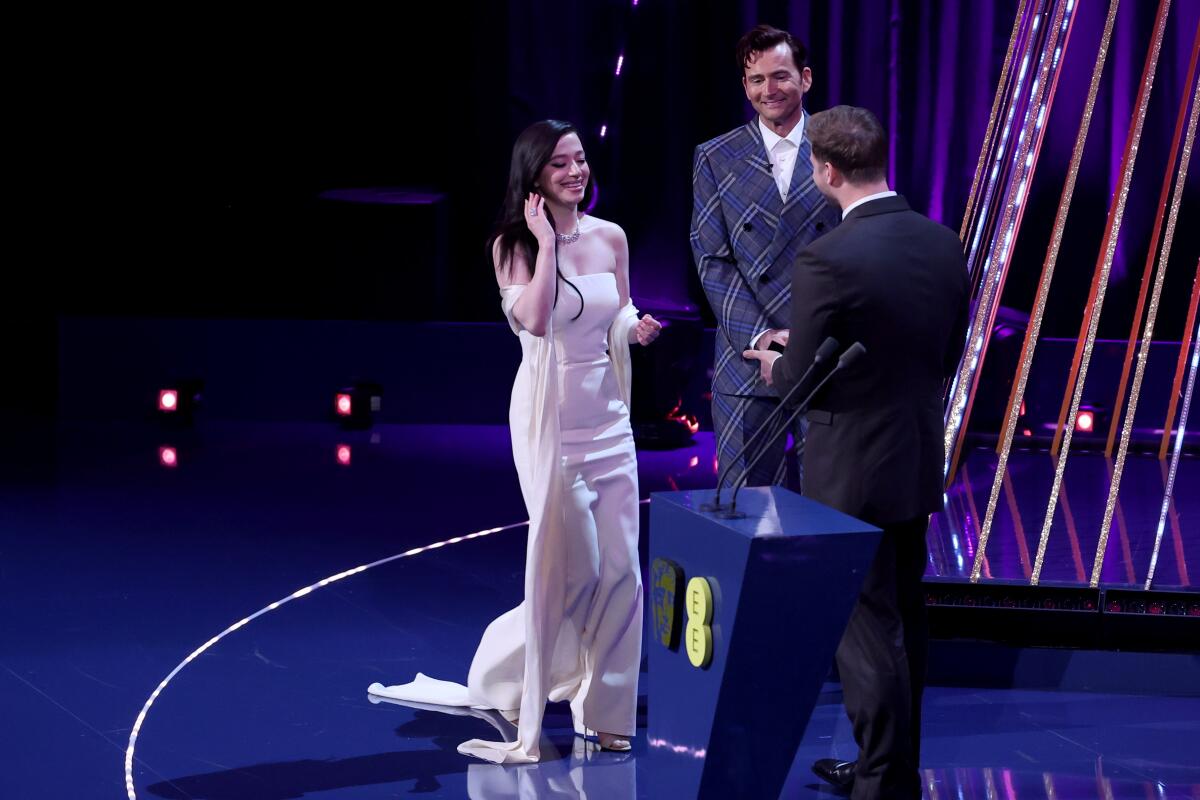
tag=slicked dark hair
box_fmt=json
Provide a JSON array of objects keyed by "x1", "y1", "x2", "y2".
[{"x1": 736, "y1": 25, "x2": 808, "y2": 74}]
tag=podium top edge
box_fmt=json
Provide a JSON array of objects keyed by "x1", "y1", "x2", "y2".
[{"x1": 650, "y1": 487, "x2": 881, "y2": 539}]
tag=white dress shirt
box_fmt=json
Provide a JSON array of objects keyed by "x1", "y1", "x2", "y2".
[
  {"x1": 758, "y1": 115, "x2": 807, "y2": 202},
  {"x1": 749, "y1": 114, "x2": 808, "y2": 350}
]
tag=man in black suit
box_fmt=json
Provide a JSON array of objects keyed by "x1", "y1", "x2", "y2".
[{"x1": 744, "y1": 106, "x2": 970, "y2": 799}]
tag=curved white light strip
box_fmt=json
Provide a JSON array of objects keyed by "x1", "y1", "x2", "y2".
[
  {"x1": 123, "y1": 519, "x2": 523, "y2": 798},
  {"x1": 125, "y1": 498, "x2": 655, "y2": 797}
]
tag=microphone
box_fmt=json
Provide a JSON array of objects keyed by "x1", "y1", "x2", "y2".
[
  {"x1": 837, "y1": 341, "x2": 867, "y2": 368},
  {"x1": 723, "y1": 342, "x2": 866, "y2": 518},
  {"x1": 701, "y1": 336, "x2": 839, "y2": 512}
]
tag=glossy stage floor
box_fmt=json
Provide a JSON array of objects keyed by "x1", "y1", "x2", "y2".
[{"x1": 3, "y1": 421, "x2": 1197, "y2": 798}]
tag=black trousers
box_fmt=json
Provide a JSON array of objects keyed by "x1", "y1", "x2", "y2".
[{"x1": 835, "y1": 517, "x2": 929, "y2": 800}]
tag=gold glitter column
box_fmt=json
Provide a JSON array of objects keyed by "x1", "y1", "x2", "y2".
[
  {"x1": 946, "y1": 0, "x2": 1072, "y2": 485},
  {"x1": 1032, "y1": 0, "x2": 1172, "y2": 586},
  {"x1": 971, "y1": 0, "x2": 1118, "y2": 583},
  {"x1": 1095, "y1": 31, "x2": 1199, "y2": 587},
  {"x1": 1105, "y1": 23, "x2": 1200, "y2": 456},
  {"x1": 960, "y1": 0, "x2": 1032, "y2": 242}
]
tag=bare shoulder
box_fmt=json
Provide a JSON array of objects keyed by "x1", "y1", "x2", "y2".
[{"x1": 585, "y1": 216, "x2": 628, "y2": 249}]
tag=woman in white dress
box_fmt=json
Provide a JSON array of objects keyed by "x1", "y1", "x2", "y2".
[{"x1": 369, "y1": 120, "x2": 660, "y2": 763}]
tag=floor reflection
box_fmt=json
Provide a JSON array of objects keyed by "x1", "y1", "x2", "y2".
[{"x1": 468, "y1": 738, "x2": 635, "y2": 800}]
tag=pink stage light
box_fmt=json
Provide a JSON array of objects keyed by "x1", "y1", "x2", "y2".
[
  {"x1": 159, "y1": 390, "x2": 178, "y2": 412},
  {"x1": 335, "y1": 394, "x2": 353, "y2": 416},
  {"x1": 336, "y1": 445, "x2": 352, "y2": 466},
  {"x1": 1076, "y1": 410, "x2": 1094, "y2": 433},
  {"x1": 159, "y1": 447, "x2": 178, "y2": 467}
]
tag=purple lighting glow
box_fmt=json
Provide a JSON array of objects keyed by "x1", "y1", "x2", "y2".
[
  {"x1": 615, "y1": 55, "x2": 624, "y2": 76},
  {"x1": 600, "y1": 124, "x2": 608, "y2": 138}
]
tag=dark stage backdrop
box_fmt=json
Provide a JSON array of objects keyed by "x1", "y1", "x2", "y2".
[{"x1": 8, "y1": 1, "x2": 1198, "y2": 417}]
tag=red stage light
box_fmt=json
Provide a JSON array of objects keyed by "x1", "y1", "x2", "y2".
[
  {"x1": 335, "y1": 394, "x2": 353, "y2": 416},
  {"x1": 666, "y1": 404, "x2": 700, "y2": 434},
  {"x1": 1076, "y1": 410, "x2": 1094, "y2": 433},
  {"x1": 159, "y1": 390, "x2": 178, "y2": 412}
]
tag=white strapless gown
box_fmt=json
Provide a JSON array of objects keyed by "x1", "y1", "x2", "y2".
[{"x1": 369, "y1": 272, "x2": 642, "y2": 763}]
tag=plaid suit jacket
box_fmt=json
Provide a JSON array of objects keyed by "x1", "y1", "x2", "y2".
[{"x1": 691, "y1": 116, "x2": 838, "y2": 397}]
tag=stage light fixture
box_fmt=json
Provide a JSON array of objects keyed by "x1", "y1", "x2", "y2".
[
  {"x1": 333, "y1": 381, "x2": 382, "y2": 429},
  {"x1": 157, "y1": 379, "x2": 203, "y2": 427}
]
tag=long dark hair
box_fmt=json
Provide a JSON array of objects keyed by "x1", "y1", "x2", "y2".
[{"x1": 487, "y1": 120, "x2": 594, "y2": 320}]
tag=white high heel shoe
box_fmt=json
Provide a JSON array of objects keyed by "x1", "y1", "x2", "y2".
[{"x1": 597, "y1": 732, "x2": 632, "y2": 752}]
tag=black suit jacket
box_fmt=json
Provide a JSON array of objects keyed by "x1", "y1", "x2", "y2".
[{"x1": 771, "y1": 195, "x2": 970, "y2": 527}]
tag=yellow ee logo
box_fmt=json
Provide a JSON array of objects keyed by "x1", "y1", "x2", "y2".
[{"x1": 684, "y1": 577, "x2": 713, "y2": 669}]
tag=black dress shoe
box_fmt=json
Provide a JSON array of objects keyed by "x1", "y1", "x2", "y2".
[{"x1": 812, "y1": 758, "x2": 856, "y2": 789}]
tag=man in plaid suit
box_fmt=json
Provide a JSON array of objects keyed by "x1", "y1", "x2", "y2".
[{"x1": 691, "y1": 24, "x2": 838, "y2": 487}]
